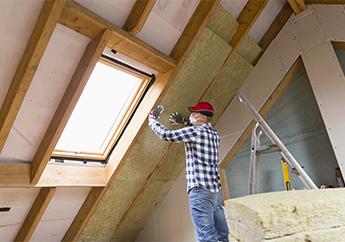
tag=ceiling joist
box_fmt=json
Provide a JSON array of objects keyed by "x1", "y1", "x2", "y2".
[
  {"x1": 31, "y1": 29, "x2": 111, "y2": 184},
  {"x1": 288, "y1": 0, "x2": 306, "y2": 14},
  {"x1": 123, "y1": 0, "x2": 156, "y2": 35},
  {"x1": 14, "y1": 187, "x2": 56, "y2": 242},
  {"x1": 59, "y1": 0, "x2": 176, "y2": 72},
  {"x1": 0, "y1": 0, "x2": 66, "y2": 153}
]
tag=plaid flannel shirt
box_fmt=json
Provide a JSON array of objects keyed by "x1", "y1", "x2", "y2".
[{"x1": 149, "y1": 117, "x2": 222, "y2": 193}]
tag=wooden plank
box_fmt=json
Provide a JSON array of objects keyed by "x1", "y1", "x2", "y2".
[
  {"x1": 14, "y1": 187, "x2": 56, "y2": 242},
  {"x1": 170, "y1": 0, "x2": 220, "y2": 62},
  {"x1": 296, "y1": 0, "x2": 307, "y2": 11},
  {"x1": 230, "y1": 0, "x2": 269, "y2": 48},
  {"x1": 220, "y1": 57, "x2": 303, "y2": 169},
  {"x1": 31, "y1": 29, "x2": 112, "y2": 184},
  {"x1": 332, "y1": 41, "x2": 345, "y2": 51},
  {"x1": 123, "y1": 0, "x2": 156, "y2": 35},
  {"x1": 220, "y1": 168, "x2": 231, "y2": 200},
  {"x1": 254, "y1": 2, "x2": 293, "y2": 65},
  {"x1": 288, "y1": 0, "x2": 302, "y2": 14},
  {"x1": 0, "y1": 0, "x2": 66, "y2": 152},
  {"x1": 62, "y1": 187, "x2": 106, "y2": 242},
  {"x1": 59, "y1": 0, "x2": 176, "y2": 72},
  {"x1": 0, "y1": 163, "x2": 106, "y2": 187}
]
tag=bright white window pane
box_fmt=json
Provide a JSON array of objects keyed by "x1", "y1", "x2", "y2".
[{"x1": 55, "y1": 62, "x2": 141, "y2": 154}]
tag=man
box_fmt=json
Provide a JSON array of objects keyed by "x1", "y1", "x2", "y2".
[{"x1": 148, "y1": 101, "x2": 229, "y2": 242}]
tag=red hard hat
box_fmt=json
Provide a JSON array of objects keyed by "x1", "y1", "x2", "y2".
[{"x1": 188, "y1": 102, "x2": 214, "y2": 117}]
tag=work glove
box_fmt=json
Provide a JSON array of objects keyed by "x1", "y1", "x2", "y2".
[
  {"x1": 150, "y1": 105, "x2": 164, "y2": 119},
  {"x1": 169, "y1": 112, "x2": 188, "y2": 126}
]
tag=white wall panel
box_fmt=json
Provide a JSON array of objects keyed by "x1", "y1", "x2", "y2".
[
  {"x1": 314, "y1": 5, "x2": 345, "y2": 42},
  {"x1": 0, "y1": 0, "x2": 44, "y2": 108},
  {"x1": 302, "y1": 41, "x2": 345, "y2": 176},
  {"x1": 0, "y1": 24, "x2": 90, "y2": 163},
  {"x1": 293, "y1": 9, "x2": 324, "y2": 52}
]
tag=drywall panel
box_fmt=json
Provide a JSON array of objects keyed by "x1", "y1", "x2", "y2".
[
  {"x1": 293, "y1": 9, "x2": 324, "y2": 53},
  {"x1": 0, "y1": 0, "x2": 44, "y2": 108},
  {"x1": 314, "y1": 4, "x2": 345, "y2": 42},
  {"x1": 0, "y1": 188, "x2": 39, "y2": 241},
  {"x1": 136, "y1": 172, "x2": 195, "y2": 242},
  {"x1": 249, "y1": 0, "x2": 286, "y2": 43},
  {"x1": 302, "y1": 41, "x2": 345, "y2": 177},
  {"x1": 31, "y1": 187, "x2": 90, "y2": 242},
  {"x1": 275, "y1": 18, "x2": 301, "y2": 72},
  {"x1": 220, "y1": 0, "x2": 247, "y2": 19},
  {"x1": 74, "y1": 0, "x2": 135, "y2": 27},
  {"x1": 0, "y1": 24, "x2": 90, "y2": 163}
]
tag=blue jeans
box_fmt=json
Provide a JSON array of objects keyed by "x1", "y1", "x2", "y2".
[{"x1": 188, "y1": 186, "x2": 229, "y2": 242}]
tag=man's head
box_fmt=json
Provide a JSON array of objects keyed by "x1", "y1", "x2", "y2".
[{"x1": 188, "y1": 102, "x2": 214, "y2": 125}]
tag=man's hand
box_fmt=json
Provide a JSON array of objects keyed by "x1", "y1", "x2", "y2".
[
  {"x1": 169, "y1": 112, "x2": 188, "y2": 126},
  {"x1": 149, "y1": 105, "x2": 164, "y2": 119}
]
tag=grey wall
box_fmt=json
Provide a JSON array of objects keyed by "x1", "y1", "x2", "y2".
[{"x1": 225, "y1": 61, "x2": 341, "y2": 198}]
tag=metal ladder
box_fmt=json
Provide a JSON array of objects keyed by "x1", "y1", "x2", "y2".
[{"x1": 235, "y1": 90, "x2": 318, "y2": 194}]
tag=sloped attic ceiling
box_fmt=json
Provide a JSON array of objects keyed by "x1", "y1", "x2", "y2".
[{"x1": 0, "y1": 0, "x2": 296, "y2": 241}]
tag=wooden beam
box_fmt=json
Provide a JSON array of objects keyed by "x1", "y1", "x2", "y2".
[
  {"x1": 0, "y1": 0, "x2": 65, "y2": 152},
  {"x1": 305, "y1": 0, "x2": 345, "y2": 4},
  {"x1": 59, "y1": 0, "x2": 176, "y2": 72},
  {"x1": 63, "y1": 1, "x2": 220, "y2": 240},
  {"x1": 230, "y1": 0, "x2": 269, "y2": 48},
  {"x1": 288, "y1": 0, "x2": 305, "y2": 14},
  {"x1": 220, "y1": 57, "x2": 303, "y2": 169},
  {"x1": 170, "y1": 0, "x2": 220, "y2": 62},
  {"x1": 254, "y1": 2, "x2": 293, "y2": 65},
  {"x1": 31, "y1": 29, "x2": 112, "y2": 184},
  {"x1": 0, "y1": 163, "x2": 106, "y2": 187},
  {"x1": 14, "y1": 187, "x2": 56, "y2": 242},
  {"x1": 332, "y1": 41, "x2": 345, "y2": 51},
  {"x1": 123, "y1": 0, "x2": 156, "y2": 35},
  {"x1": 220, "y1": 168, "x2": 231, "y2": 200},
  {"x1": 62, "y1": 187, "x2": 106, "y2": 242}
]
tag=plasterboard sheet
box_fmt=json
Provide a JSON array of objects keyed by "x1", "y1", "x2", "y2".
[
  {"x1": 0, "y1": 224, "x2": 21, "y2": 242},
  {"x1": 293, "y1": 8, "x2": 324, "y2": 53},
  {"x1": 0, "y1": 0, "x2": 44, "y2": 108},
  {"x1": 275, "y1": 17, "x2": 301, "y2": 72},
  {"x1": 314, "y1": 4, "x2": 345, "y2": 42},
  {"x1": 153, "y1": 0, "x2": 200, "y2": 32},
  {"x1": 248, "y1": 0, "x2": 286, "y2": 43},
  {"x1": 302, "y1": 41, "x2": 345, "y2": 176},
  {"x1": 30, "y1": 187, "x2": 90, "y2": 242},
  {"x1": 220, "y1": 0, "x2": 247, "y2": 19},
  {"x1": 0, "y1": 24, "x2": 90, "y2": 163},
  {"x1": 240, "y1": 41, "x2": 285, "y2": 109},
  {"x1": 75, "y1": 0, "x2": 135, "y2": 27},
  {"x1": 0, "y1": 188, "x2": 39, "y2": 226}
]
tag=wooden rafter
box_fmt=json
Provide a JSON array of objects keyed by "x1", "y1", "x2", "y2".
[
  {"x1": 31, "y1": 29, "x2": 112, "y2": 184},
  {"x1": 220, "y1": 57, "x2": 304, "y2": 169},
  {"x1": 170, "y1": 0, "x2": 220, "y2": 62},
  {"x1": 14, "y1": 187, "x2": 56, "y2": 242},
  {"x1": 288, "y1": 0, "x2": 306, "y2": 14},
  {"x1": 0, "y1": 0, "x2": 66, "y2": 152},
  {"x1": 113, "y1": 0, "x2": 268, "y2": 235},
  {"x1": 123, "y1": 0, "x2": 156, "y2": 35},
  {"x1": 59, "y1": 0, "x2": 176, "y2": 72},
  {"x1": 62, "y1": 187, "x2": 106, "y2": 241},
  {"x1": 254, "y1": 2, "x2": 293, "y2": 65},
  {"x1": 63, "y1": 1, "x2": 220, "y2": 240}
]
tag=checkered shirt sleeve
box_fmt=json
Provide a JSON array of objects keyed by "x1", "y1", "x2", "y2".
[{"x1": 148, "y1": 117, "x2": 222, "y2": 193}]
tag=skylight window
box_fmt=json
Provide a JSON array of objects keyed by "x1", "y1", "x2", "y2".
[{"x1": 53, "y1": 60, "x2": 150, "y2": 160}]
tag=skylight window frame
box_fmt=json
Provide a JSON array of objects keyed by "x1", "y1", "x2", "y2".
[{"x1": 52, "y1": 57, "x2": 152, "y2": 161}]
